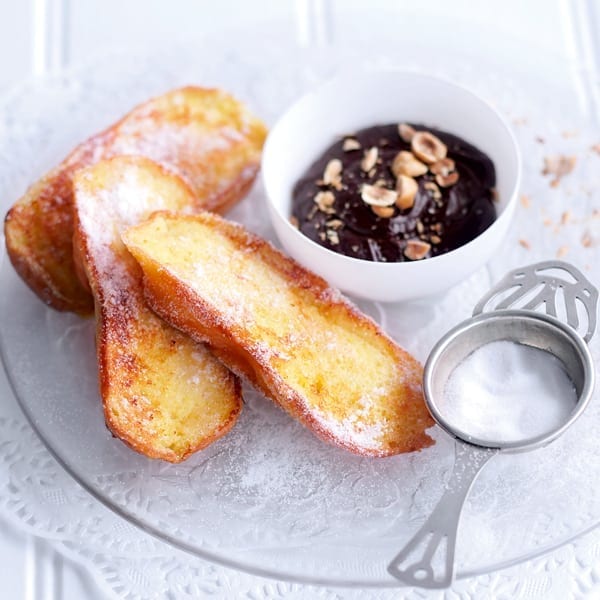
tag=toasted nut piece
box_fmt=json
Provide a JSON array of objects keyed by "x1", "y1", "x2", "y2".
[
  {"x1": 396, "y1": 175, "x2": 418, "y2": 210},
  {"x1": 314, "y1": 190, "x2": 336, "y2": 214},
  {"x1": 361, "y1": 184, "x2": 397, "y2": 207},
  {"x1": 404, "y1": 239, "x2": 431, "y2": 260},
  {"x1": 398, "y1": 123, "x2": 416, "y2": 142},
  {"x1": 391, "y1": 151, "x2": 428, "y2": 178},
  {"x1": 411, "y1": 131, "x2": 447, "y2": 164},
  {"x1": 343, "y1": 138, "x2": 361, "y2": 151},
  {"x1": 361, "y1": 147, "x2": 379, "y2": 172},
  {"x1": 430, "y1": 157, "x2": 455, "y2": 176},
  {"x1": 323, "y1": 159, "x2": 343, "y2": 189},
  {"x1": 519, "y1": 239, "x2": 531, "y2": 250},
  {"x1": 372, "y1": 205, "x2": 395, "y2": 218},
  {"x1": 430, "y1": 234, "x2": 442, "y2": 244},
  {"x1": 423, "y1": 181, "x2": 442, "y2": 199},
  {"x1": 289, "y1": 216, "x2": 299, "y2": 229},
  {"x1": 542, "y1": 155, "x2": 576, "y2": 179},
  {"x1": 435, "y1": 171, "x2": 460, "y2": 187}
]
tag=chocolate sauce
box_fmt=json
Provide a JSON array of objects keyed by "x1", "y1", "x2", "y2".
[{"x1": 291, "y1": 124, "x2": 497, "y2": 262}]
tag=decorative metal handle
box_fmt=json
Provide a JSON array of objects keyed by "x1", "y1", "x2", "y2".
[
  {"x1": 473, "y1": 261, "x2": 598, "y2": 343},
  {"x1": 387, "y1": 443, "x2": 497, "y2": 588}
]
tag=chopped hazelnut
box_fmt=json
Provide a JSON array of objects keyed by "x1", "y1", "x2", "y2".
[
  {"x1": 398, "y1": 123, "x2": 416, "y2": 142},
  {"x1": 314, "y1": 190, "x2": 336, "y2": 214},
  {"x1": 391, "y1": 151, "x2": 428, "y2": 177},
  {"x1": 404, "y1": 239, "x2": 431, "y2": 260},
  {"x1": 361, "y1": 183, "x2": 397, "y2": 207},
  {"x1": 361, "y1": 147, "x2": 379, "y2": 172},
  {"x1": 396, "y1": 175, "x2": 418, "y2": 210},
  {"x1": 435, "y1": 171, "x2": 460, "y2": 187},
  {"x1": 323, "y1": 159, "x2": 343, "y2": 189},
  {"x1": 326, "y1": 229, "x2": 340, "y2": 245},
  {"x1": 430, "y1": 158, "x2": 455, "y2": 177},
  {"x1": 372, "y1": 205, "x2": 395, "y2": 218},
  {"x1": 342, "y1": 138, "x2": 361, "y2": 151},
  {"x1": 411, "y1": 131, "x2": 447, "y2": 164}
]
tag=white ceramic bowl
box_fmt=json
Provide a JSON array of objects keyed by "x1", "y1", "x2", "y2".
[{"x1": 262, "y1": 69, "x2": 521, "y2": 302}]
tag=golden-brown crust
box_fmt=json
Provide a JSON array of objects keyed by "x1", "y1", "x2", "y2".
[
  {"x1": 73, "y1": 157, "x2": 242, "y2": 462},
  {"x1": 124, "y1": 211, "x2": 434, "y2": 457},
  {"x1": 4, "y1": 86, "x2": 267, "y2": 315}
]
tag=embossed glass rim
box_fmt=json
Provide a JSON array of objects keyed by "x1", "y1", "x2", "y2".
[{"x1": 0, "y1": 38, "x2": 598, "y2": 588}]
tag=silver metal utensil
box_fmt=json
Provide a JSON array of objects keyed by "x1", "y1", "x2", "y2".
[{"x1": 387, "y1": 261, "x2": 598, "y2": 588}]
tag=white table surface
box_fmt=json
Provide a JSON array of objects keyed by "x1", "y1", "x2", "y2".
[{"x1": 0, "y1": 1, "x2": 598, "y2": 598}]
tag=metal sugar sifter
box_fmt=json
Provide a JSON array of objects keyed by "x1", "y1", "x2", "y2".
[{"x1": 387, "y1": 260, "x2": 598, "y2": 589}]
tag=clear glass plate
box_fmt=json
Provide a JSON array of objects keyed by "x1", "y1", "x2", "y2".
[{"x1": 0, "y1": 34, "x2": 598, "y2": 587}]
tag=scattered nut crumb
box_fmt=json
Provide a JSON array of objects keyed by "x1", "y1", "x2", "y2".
[
  {"x1": 557, "y1": 246, "x2": 569, "y2": 258},
  {"x1": 398, "y1": 123, "x2": 416, "y2": 142},
  {"x1": 416, "y1": 220, "x2": 425, "y2": 234},
  {"x1": 561, "y1": 130, "x2": 578, "y2": 139},
  {"x1": 326, "y1": 229, "x2": 340, "y2": 245},
  {"x1": 542, "y1": 155, "x2": 576, "y2": 187},
  {"x1": 520, "y1": 194, "x2": 531, "y2": 208},
  {"x1": 519, "y1": 239, "x2": 531, "y2": 250},
  {"x1": 325, "y1": 219, "x2": 343, "y2": 229},
  {"x1": 430, "y1": 234, "x2": 442, "y2": 244},
  {"x1": 404, "y1": 239, "x2": 431, "y2": 260},
  {"x1": 342, "y1": 138, "x2": 361, "y2": 152},
  {"x1": 560, "y1": 211, "x2": 571, "y2": 225},
  {"x1": 581, "y1": 231, "x2": 594, "y2": 248},
  {"x1": 289, "y1": 216, "x2": 299, "y2": 229},
  {"x1": 491, "y1": 188, "x2": 500, "y2": 203},
  {"x1": 361, "y1": 147, "x2": 378, "y2": 172},
  {"x1": 361, "y1": 183, "x2": 397, "y2": 207},
  {"x1": 543, "y1": 218, "x2": 553, "y2": 226},
  {"x1": 411, "y1": 131, "x2": 447, "y2": 164},
  {"x1": 591, "y1": 143, "x2": 600, "y2": 155}
]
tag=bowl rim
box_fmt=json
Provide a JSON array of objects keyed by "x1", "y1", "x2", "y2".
[{"x1": 262, "y1": 67, "x2": 522, "y2": 271}]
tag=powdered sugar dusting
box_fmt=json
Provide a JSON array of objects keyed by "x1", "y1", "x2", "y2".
[{"x1": 311, "y1": 398, "x2": 387, "y2": 452}]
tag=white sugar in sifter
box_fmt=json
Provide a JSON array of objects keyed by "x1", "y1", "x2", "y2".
[{"x1": 387, "y1": 261, "x2": 598, "y2": 588}]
